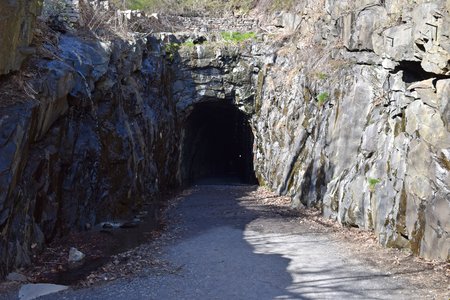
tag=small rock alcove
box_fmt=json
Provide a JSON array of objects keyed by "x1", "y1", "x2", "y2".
[{"x1": 181, "y1": 101, "x2": 257, "y2": 185}]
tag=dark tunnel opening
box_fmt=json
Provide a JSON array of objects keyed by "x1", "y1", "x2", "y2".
[{"x1": 181, "y1": 101, "x2": 258, "y2": 185}]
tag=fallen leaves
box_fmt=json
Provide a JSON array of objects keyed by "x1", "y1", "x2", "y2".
[
  {"x1": 78, "y1": 233, "x2": 180, "y2": 287},
  {"x1": 245, "y1": 186, "x2": 450, "y2": 299}
]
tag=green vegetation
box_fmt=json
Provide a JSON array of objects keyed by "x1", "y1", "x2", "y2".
[
  {"x1": 182, "y1": 40, "x2": 195, "y2": 47},
  {"x1": 317, "y1": 92, "x2": 329, "y2": 106},
  {"x1": 221, "y1": 31, "x2": 256, "y2": 43},
  {"x1": 164, "y1": 42, "x2": 180, "y2": 62},
  {"x1": 316, "y1": 72, "x2": 328, "y2": 80},
  {"x1": 368, "y1": 178, "x2": 381, "y2": 192}
]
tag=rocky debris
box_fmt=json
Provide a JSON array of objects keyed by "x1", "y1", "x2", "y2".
[
  {"x1": 74, "y1": 197, "x2": 183, "y2": 287},
  {"x1": 101, "y1": 223, "x2": 114, "y2": 229},
  {"x1": 6, "y1": 272, "x2": 28, "y2": 283},
  {"x1": 101, "y1": 222, "x2": 121, "y2": 229},
  {"x1": 18, "y1": 283, "x2": 69, "y2": 300},
  {"x1": 135, "y1": 211, "x2": 148, "y2": 219},
  {"x1": 80, "y1": 241, "x2": 176, "y2": 287},
  {"x1": 119, "y1": 221, "x2": 140, "y2": 229},
  {"x1": 68, "y1": 248, "x2": 85, "y2": 263},
  {"x1": 99, "y1": 218, "x2": 142, "y2": 230},
  {"x1": 3, "y1": 195, "x2": 173, "y2": 288}
]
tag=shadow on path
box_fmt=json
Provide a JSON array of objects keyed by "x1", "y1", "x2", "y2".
[{"x1": 34, "y1": 184, "x2": 424, "y2": 300}]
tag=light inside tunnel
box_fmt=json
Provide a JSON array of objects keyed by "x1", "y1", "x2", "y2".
[{"x1": 181, "y1": 101, "x2": 257, "y2": 185}]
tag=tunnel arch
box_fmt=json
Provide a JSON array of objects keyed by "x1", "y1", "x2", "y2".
[{"x1": 180, "y1": 101, "x2": 257, "y2": 185}]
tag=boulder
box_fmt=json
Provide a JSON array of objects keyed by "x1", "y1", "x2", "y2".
[{"x1": 68, "y1": 247, "x2": 85, "y2": 263}]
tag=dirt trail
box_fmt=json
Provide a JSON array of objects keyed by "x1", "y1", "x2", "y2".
[{"x1": 6, "y1": 185, "x2": 449, "y2": 300}]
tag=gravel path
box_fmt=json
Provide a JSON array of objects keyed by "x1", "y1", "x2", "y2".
[{"x1": 11, "y1": 185, "x2": 440, "y2": 299}]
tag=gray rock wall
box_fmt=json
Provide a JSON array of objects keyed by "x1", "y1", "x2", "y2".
[
  {"x1": 0, "y1": 34, "x2": 179, "y2": 276},
  {"x1": 252, "y1": 0, "x2": 450, "y2": 261}
]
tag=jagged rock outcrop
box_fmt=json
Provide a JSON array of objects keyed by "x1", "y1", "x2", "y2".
[
  {"x1": 0, "y1": 0, "x2": 41, "y2": 75},
  {"x1": 0, "y1": 30, "x2": 179, "y2": 276},
  {"x1": 252, "y1": 0, "x2": 450, "y2": 261}
]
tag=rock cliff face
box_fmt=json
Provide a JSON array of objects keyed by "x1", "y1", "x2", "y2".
[
  {"x1": 0, "y1": 31, "x2": 179, "y2": 275},
  {"x1": 0, "y1": 0, "x2": 449, "y2": 278},
  {"x1": 252, "y1": 0, "x2": 450, "y2": 261}
]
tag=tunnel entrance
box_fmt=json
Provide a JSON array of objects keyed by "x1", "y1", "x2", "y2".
[{"x1": 181, "y1": 101, "x2": 257, "y2": 185}]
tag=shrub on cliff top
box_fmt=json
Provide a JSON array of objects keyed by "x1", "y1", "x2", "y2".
[{"x1": 221, "y1": 31, "x2": 256, "y2": 43}]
